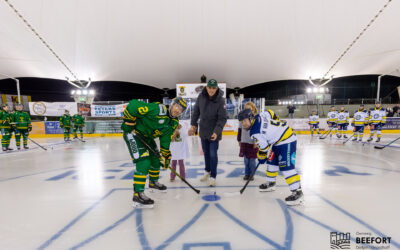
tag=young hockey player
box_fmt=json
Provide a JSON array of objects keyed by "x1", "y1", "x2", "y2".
[
  {"x1": 352, "y1": 104, "x2": 369, "y2": 142},
  {"x1": 337, "y1": 106, "x2": 349, "y2": 138},
  {"x1": 238, "y1": 108, "x2": 303, "y2": 206},
  {"x1": 368, "y1": 101, "x2": 386, "y2": 142},
  {"x1": 327, "y1": 106, "x2": 339, "y2": 137},
  {"x1": 308, "y1": 110, "x2": 320, "y2": 136},
  {"x1": 72, "y1": 111, "x2": 85, "y2": 139},
  {"x1": 59, "y1": 110, "x2": 72, "y2": 142},
  {"x1": 122, "y1": 97, "x2": 186, "y2": 208},
  {"x1": 0, "y1": 104, "x2": 13, "y2": 151},
  {"x1": 12, "y1": 103, "x2": 32, "y2": 150}
]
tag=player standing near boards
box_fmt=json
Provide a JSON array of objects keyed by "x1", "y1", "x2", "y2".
[
  {"x1": 337, "y1": 106, "x2": 350, "y2": 139},
  {"x1": 327, "y1": 106, "x2": 339, "y2": 138},
  {"x1": 308, "y1": 110, "x2": 320, "y2": 136},
  {"x1": 368, "y1": 101, "x2": 386, "y2": 143},
  {"x1": 72, "y1": 111, "x2": 85, "y2": 140},
  {"x1": 59, "y1": 110, "x2": 72, "y2": 142},
  {"x1": 121, "y1": 98, "x2": 187, "y2": 208},
  {"x1": 12, "y1": 103, "x2": 32, "y2": 150},
  {"x1": 0, "y1": 104, "x2": 13, "y2": 151},
  {"x1": 352, "y1": 104, "x2": 369, "y2": 142},
  {"x1": 238, "y1": 108, "x2": 304, "y2": 206}
]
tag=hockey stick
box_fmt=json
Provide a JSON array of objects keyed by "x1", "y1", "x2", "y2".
[
  {"x1": 76, "y1": 137, "x2": 86, "y2": 142},
  {"x1": 342, "y1": 134, "x2": 354, "y2": 144},
  {"x1": 132, "y1": 132, "x2": 202, "y2": 194},
  {"x1": 223, "y1": 145, "x2": 274, "y2": 197},
  {"x1": 223, "y1": 162, "x2": 262, "y2": 197},
  {"x1": 28, "y1": 138, "x2": 47, "y2": 151},
  {"x1": 374, "y1": 136, "x2": 400, "y2": 149},
  {"x1": 319, "y1": 128, "x2": 332, "y2": 139}
]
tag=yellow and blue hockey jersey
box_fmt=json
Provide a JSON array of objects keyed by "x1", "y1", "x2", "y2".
[
  {"x1": 308, "y1": 114, "x2": 319, "y2": 124},
  {"x1": 327, "y1": 111, "x2": 339, "y2": 123},
  {"x1": 250, "y1": 110, "x2": 296, "y2": 151},
  {"x1": 352, "y1": 109, "x2": 369, "y2": 126},
  {"x1": 369, "y1": 107, "x2": 386, "y2": 125},
  {"x1": 337, "y1": 110, "x2": 349, "y2": 124}
]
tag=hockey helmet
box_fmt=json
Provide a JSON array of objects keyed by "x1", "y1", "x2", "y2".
[
  {"x1": 238, "y1": 108, "x2": 254, "y2": 122},
  {"x1": 169, "y1": 97, "x2": 187, "y2": 118}
]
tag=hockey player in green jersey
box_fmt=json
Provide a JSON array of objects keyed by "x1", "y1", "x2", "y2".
[
  {"x1": 0, "y1": 104, "x2": 14, "y2": 151},
  {"x1": 72, "y1": 111, "x2": 85, "y2": 139},
  {"x1": 12, "y1": 103, "x2": 32, "y2": 150},
  {"x1": 59, "y1": 110, "x2": 73, "y2": 142},
  {"x1": 122, "y1": 97, "x2": 187, "y2": 208}
]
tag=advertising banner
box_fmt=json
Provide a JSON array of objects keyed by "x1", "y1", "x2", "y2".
[
  {"x1": 29, "y1": 102, "x2": 77, "y2": 116},
  {"x1": 90, "y1": 103, "x2": 128, "y2": 117},
  {"x1": 44, "y1": 121, "x2": 64, "y2": 134},
  {"x1": 177, "y1": 83, "x2": 227, "y2": 98}
]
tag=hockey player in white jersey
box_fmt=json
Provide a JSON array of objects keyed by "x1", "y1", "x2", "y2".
[
  {"x1": 352, "y1": 104, "x2": 369, "y2": 142},
  {"x1": 238, "y1": 108, "x2": 303, "y2": 206},
  {"x1": 337, "y1": 106, "x2": 350, "y2": 139},
  {"x1": 327, "y1": 106, "x2": 339, "y2": 137},
  {"x1": 367, "y1": 101, "x2": 386, "y2": 142},
  {"x1": 308, "y1": 110, "x2": 320, "y2": 136}
]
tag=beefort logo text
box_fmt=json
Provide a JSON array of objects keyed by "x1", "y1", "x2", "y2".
[
  {"x1": 330, "y1": 232, "x2": 392, "y2": 249},
  {"x1": 355, "y1": 232, "x2": 391, "y2": 249},
  {"x1": 331, "y1": 232, "x2": 351, "y2": 249}
]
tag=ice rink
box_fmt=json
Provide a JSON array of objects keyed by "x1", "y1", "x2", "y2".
[{"x1": 1, "y1": 134, "x2": 399, "y2": 250}]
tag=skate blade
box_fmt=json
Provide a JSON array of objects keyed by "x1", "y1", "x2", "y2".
[
  {"x1": 259, "y1": 187, "x2": 276, "y2": 192},
  {"x1": 132, "y1": 202, "x2": 154, "y2": 209},
  {"x1": 285, "y1": 197, "x2": 305, "y2": 206},
  {"x1": 148, "y1": 188, "x2": 167, "y2": 193}
]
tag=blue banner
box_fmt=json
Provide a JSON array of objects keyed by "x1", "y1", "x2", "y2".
[
  {"x1": 45, "y1": 121, "x2": 64, "y2": 134},
  {"x1": 384, "y1": 117, "x2": 400, "y2": 130}
]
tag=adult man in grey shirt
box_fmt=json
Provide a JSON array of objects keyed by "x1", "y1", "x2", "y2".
[{"x1": 188, "y1": 79, "x2": 227, "y2": 186}]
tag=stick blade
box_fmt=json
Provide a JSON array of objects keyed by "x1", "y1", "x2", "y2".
[
  {"x1": 374, "y1": 145, "x2": 385, "y2": 149},
  {"x1": 222, "y1": 191, "x2": 241, "y2": 198}
]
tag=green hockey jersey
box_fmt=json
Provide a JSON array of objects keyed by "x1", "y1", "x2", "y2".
[
  {"x1": 121, "y1": 99, "x2": 179, "y2": 157},
  {"x1": 59, "y1": 114, "x2": 72, "y2": 128},
  {"x1": 72, "y1": 114, "x2": 85, "y2": 126},
  {"x1": 0, "y1": 110, "x2": 12, "y2": 129},
  {"x1": 12, "y1": 111, "x2": 31, "y2": 129}
]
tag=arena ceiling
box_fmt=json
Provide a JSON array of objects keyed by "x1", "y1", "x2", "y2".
[{"x1": 1, "y1": 0, "x2": 400, "y2": 89}]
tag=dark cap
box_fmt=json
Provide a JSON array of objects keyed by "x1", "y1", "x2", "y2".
[{"x1": 207, "y1": 79, "x2": 218, "y2": 87}]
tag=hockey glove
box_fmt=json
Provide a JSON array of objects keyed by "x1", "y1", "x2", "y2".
[
  {"x1": 160, "y1": 148, "x2": 172, "y2": 169},
  {"x1": 257, "y1": 145, "x2": 272, "y2": 164},
  {"x1": 380, "y1": 122, "x2": 386, "y2": 127},
  {"x1": 28, "y1": 125, "x2": 32, "y2": 132}
]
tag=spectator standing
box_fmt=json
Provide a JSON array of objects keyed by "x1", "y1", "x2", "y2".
[
  {"x1": 287, "y1": 104, "x2": 296, "y2": 118},
  {"x1": 188, "y1": 79, "x2": 227, "y2": 187},
  {"x1": 392, "y1": 104, "x2": 399, "y2": 117}
]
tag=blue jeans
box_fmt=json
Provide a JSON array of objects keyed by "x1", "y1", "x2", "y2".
[
  {"x1": 201, "y1": 138, "x2": 219, "y2": 178},
  {"x1": 244, "y1": 157, "x2": 256, "y2": 176}
]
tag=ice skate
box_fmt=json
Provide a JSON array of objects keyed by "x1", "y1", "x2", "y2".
[
  {"x1": 259, "y1": 182, "x2": 276, "y2": 192},
  {"x1": 24, "y1": 146, "x2": 29, "y2": 150},
  {"x1": 376, "y1": 138, "x2": 381, "y2": 143},
  {"x1": 352, "y1": 137, "x2": 357, "y2": 141},
  {"x1": 285, "y1": 189, "x2": 304, "y2": 206},
  {"x1": 132, "y1": 192, "x2": 154, "y2": 208},
  {"x1": 358, "y1": 138, "x2": 363, "y2": 142},
  {"x1": 149, "y1": 180, "x2": 167, "y2": 193},
  {"x1": 367, "y1": 137, "x2": 373, "y2": 142}
]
